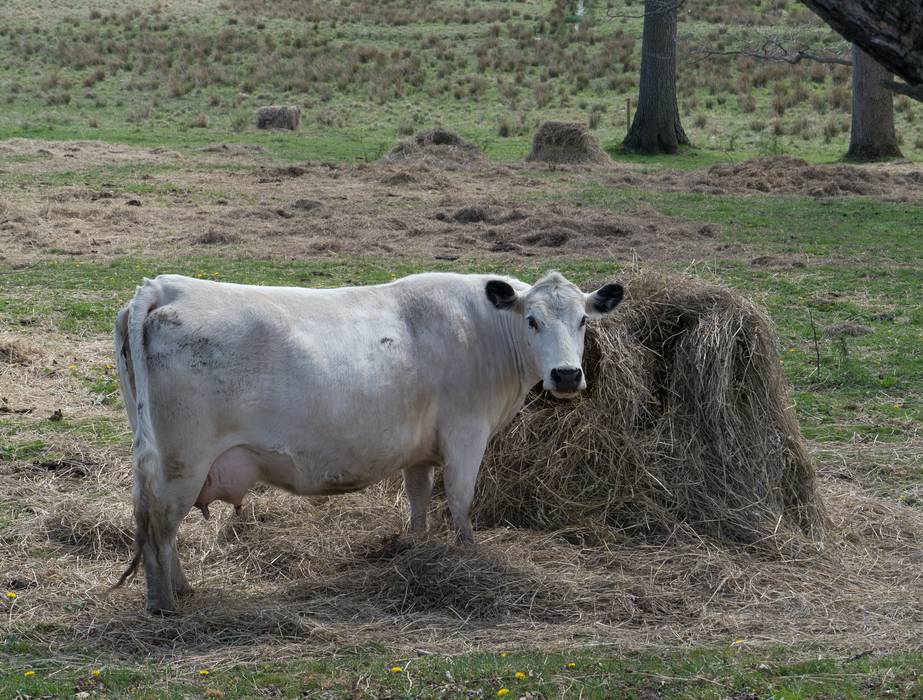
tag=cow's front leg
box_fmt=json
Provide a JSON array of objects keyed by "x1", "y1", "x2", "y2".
[
  {"x1": 403, "y1": 464, "x2": 434, "y2": 533},
  {"x1": 441, "y1": 425, "x2": 490, "y2": 545}
]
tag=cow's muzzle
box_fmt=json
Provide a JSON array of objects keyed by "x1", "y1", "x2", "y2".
[{"x1": 549, "y1": 367, "x2": 584, "y2": 397}]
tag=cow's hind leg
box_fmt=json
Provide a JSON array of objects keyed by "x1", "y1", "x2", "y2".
[
  {"x1": 137, "y1": 459, "x2": 210, "y2": 614},
  {"x1": 441, "y1": 425, "x2": 490, "y2": 546},
  {"x1": 403, "y1": 464, "x2": 434, "y2": 533}
]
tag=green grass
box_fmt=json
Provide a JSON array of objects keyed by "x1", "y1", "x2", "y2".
[
  {"x1": 1, "y1": 0, "x2": 921, "y2": 165},
  {"x1": 2, "y1": 645, "x2": 921, "y2": 699},
  {"x1": 577, "y1": 185, "x2": 923, "y2": 263}
]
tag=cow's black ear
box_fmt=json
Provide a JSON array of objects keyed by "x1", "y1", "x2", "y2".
[
  {"x1": 588, "y1": 283, "x2": 624, "y2": 315},
  {"x1": 486, "y1": 280, "x2": 518, "y2": 310}
]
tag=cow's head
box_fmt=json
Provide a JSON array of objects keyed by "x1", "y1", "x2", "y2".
[{"x1": 486, "y1": 272, "x2": 623, "y2": 398}]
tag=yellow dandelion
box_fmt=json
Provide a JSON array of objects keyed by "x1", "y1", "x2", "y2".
[
  {"x1": 91, "y1": 669, "x2": 101, "y2": 678},
  {"x1": 497, "y1": 689, "x2": 509, "y2": 697},
  {"x1": 105, "y1": 363, "x2": 114, "y2": 370},
  {"x1": 24, "y1": 670, "x2": 35, "y2": 677},
  {"x1": 5, "y1": 591, "x2": 17, "y2": 599},
  {"x1": 732, "y1": 638, "x2": 746, "y2": 646},
  {"x1": 198, "y1": 669, "x2": 210, "y2": 676},
  {"x1": 788, "y1": 348, "x2": 796, "y2": 353},
  {"x1": 390, "y1": 666, "x2": 402, "y2": 673},
  {"x1": 566, "y1": 662, "x2": 577, "y2": 669},
  {"x1": 514, "y1": 671, "x2": 526, "y2": 680},
  {"x1": 67, "y1": 363, "x2": 77, "y2": 370},
  {"x1": 499, "y1": 651, "x2": 508, "y2": 658}
]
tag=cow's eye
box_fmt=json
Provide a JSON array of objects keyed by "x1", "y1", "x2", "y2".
[
  {"x1": 579, "y1": 315, "x2": 588, "y2": 328},
  {"x1": 527, "y1": 316, "x2": 539, "y2": 331}
]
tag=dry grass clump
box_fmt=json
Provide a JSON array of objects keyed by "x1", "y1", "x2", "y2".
[
  {"x1": 256, "y1": 105, "x2": 301, "y2": 130},
  {"x1": 382, "y1": 128, "x2": 484, "y2": 167},
  {"x1": 524, "y1": 121, "x2": 609, "y2": 165},
  {"x1": 649, "y1": 156, "x2": 923, "y2": 199},
  {"x1": 476, "y1": 271, "x2": 824, "y2": 552},
  {"x1": 0, "y1": 336, "x2": 40, "y2": 365}
]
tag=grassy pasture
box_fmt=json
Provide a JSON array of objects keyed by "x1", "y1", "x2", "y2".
[
  {"x1": 1, "y1": 0, "x2": 923, "y2": 697},
  {"x1": 0, "y1": 0, "x2": 921, "y2": 163}
]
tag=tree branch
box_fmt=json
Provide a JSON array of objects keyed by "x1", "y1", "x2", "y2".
[
  {"x1": 799, "y1": 0, "x2": 923, "y2": 86},
  {"x1": 883, "y1": 80, "x2": 923, "y2": 101},
  {"x1": 688, "y1": 37, "x2": 851, "y2": 66}
]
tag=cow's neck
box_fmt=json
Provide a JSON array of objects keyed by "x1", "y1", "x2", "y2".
[{"x1": 490, "y1": 310, "x2": 541, "y2": 419}]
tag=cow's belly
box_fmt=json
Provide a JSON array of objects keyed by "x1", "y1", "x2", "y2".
[{"x1": 194, "y1": 407, "x2": 439, "y2": 513}]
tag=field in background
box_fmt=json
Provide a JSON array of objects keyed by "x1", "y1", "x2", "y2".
[
  {"x1": 1, "y1": 0, "x2": 921, "y2": 163},
  {"x1": 1, "y1": 0, "x2": 922, "y2": 698}
]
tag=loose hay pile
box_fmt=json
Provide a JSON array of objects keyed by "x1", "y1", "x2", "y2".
[
  {"x1": 256, "y1": 105, "x2": 301, "y2": 131},
  {"x1": 645, "y1": 155, "x2": 923, "y2": 199},
  {"x1": 524, "y1": 121, "x2": 609, "y2": 165},
  {"x1": 382, "y1": 128, "x2": 484, "y2": 167},
  {"x1": 476, "y1": 271, "x2": 825, "y2": 550}
]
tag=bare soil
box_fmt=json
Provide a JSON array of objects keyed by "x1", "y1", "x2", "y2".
[
  {"x1": 0, "y1": 141, "x2": 729, "y2": 266},
  {"x1": 3, "y1": 142, "x2": 922, "y2": 268}
]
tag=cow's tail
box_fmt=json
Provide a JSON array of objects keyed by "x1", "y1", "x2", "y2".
[{"x1": 112, "y1": 279, "x2": 161, "y2": 589}]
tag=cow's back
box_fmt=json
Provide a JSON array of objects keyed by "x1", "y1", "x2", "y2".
[{"x1": 137, "y1": 273, "x2": 516, "y2": 478}]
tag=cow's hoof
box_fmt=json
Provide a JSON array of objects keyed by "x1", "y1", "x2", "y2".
[{"x1": 146, "y1": 599, "x2": 177, "y2": 616}]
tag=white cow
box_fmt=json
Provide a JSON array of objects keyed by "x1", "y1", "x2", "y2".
[{"x1": 113, "y1": 271, "x2": 623, "y2": 613}]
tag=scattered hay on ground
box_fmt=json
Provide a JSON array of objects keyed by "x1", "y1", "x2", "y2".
[
  {"x1": 1, "y1": 285, "x2": 921, "y2": 664},
  {"x1": 199, "y1": 143, "x2": 267, "y2": 156},
  {"x1": 196, "y1": 229, "x2": 240, "y2": 245},
  {"x1": 256, "y1": 105, "x2": 301, "y2": 131},
  {"x1": 650, "y1": 155, "x2": 923, "y2": 199},
  {"x1": 0, "y1": 335, "x2": 40, "y2": 365},
  {"x1": 476, "y1": 270, "x2": 825, "y2": 552},
  {"x1": 524, "y1": 121, "x2": 609, "y2": 165},
  {"x1": 823, "y1": 321, "x2": 873, "y2": 338},
  {"x1": 382, "y1": 128, "x2": 484, "y2": 168}
]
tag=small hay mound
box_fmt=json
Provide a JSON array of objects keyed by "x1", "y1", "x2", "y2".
[
  {"x1": 44, "y1": 498, "x2": 134, "y2": 558},
  {"x1": 0, "y1": 336, "x2": 39, "y2": 365},
  {"x1": 475, "y1": 271, "x2": 824, "y2": 551},
  {"x1": 524, "y1": 121, "x2": 609, "y2": 165},
  {"x1": 383, "y1": 128, "x2": 483, "y2": 167},
  {"x1": 256, "y1": 105, "x2": 301, "y2": 131}
]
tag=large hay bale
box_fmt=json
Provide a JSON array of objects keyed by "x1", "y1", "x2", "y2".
[
  {"x1": 256, "y1": 105, "x2": 301, "y2": 131},
  {"x1": 475, "y1": 271, "x2": 825, "y2": 551},
  {"x1": 382, "y1": 128, "x2": 483, "y2": 166},
  {"x1": 524, "y1": 121, "x2": 609, "y2": 164}
]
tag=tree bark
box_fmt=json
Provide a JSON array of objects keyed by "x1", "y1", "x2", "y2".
[
  {"x1": 622, "y1": 0, "x2": 688, "y2": 154},
  {"x1": 800, "y1": 1, "x2": 923, "y2": 88},
  {"x1": 846, "y1": 45, "x2": 902, "y2": 160}
]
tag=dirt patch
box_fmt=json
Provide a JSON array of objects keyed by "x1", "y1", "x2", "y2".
[
  {"x1": 824, "y1": 321, "x2": 873, "y2": 338},
  {"x1": 196, "y1": 229, "x2": 240, "y2": 245},
  {"x1": 0, "y1": 152, "x2": 741, "y2": 266},
  {"x1": 647, "y1": 156, "x2": 923, "y2": 199},
  {"x1": 0, "y1": 138, "x2": 180, "y2": 174},
  {"x1": 382, "y1": 128, "x2": 484, "y2": 168},
  {"x1": 199, "y1": 143, "x2": 267, "y2": 156},
  {"x1": 525, "y1": 121, "x2": 609, "y2": 165}
]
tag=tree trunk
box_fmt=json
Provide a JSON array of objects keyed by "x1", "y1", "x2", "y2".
[
  {"x1": 846, "y1": 45, "x2": 902, "y2": 160},
  {"x1": 622, "y1": 0, "x2": 688, "y2": 154},
  {"x1": 800, "y1": 1, "x2": 923, "y2": 90}
]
